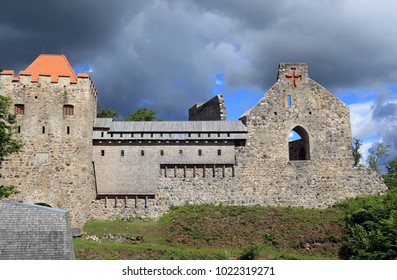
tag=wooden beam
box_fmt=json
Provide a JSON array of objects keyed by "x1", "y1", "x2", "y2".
[{"x1": 105, "y1": 196, "x2": 107, "y2": 208}]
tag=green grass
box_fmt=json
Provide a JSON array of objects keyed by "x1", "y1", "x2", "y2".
[{"x1": 74, "y1": 204, "x2": 346, "y2": 260}]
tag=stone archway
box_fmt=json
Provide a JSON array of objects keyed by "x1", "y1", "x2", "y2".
[{"x1": 289, "y1": 126, "x2": 310, "y2": 161}]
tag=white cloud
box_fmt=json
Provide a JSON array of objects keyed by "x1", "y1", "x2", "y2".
[{"x1": 349, "y1": 101, "x2": 377, "y2": 139}]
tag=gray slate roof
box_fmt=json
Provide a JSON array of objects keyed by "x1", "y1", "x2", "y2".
[{"x1": 94, "y1": 119, "x2": 247, "y2": 133}]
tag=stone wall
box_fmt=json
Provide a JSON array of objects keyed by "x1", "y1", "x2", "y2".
[
  {"x1": 0, "y1": 61, "x2": 388, "y2": 226},
  {"x1": 188, "y1": 94, "x2": 226, "y2": 120},
  {"x1": 88, "y1": 63, "x2": 387, "y2": 221},
  {"x1": 0, "y1": 200, "x2": 74, "y2": 260},
  {"x1": 0, "y1": 73, "x2": 97, "y2": 228}
]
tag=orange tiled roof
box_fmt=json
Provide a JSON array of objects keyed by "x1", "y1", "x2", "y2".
[
  {"x1": 19, "y1": 54, "x2": 78, "y2": 83},
  {"x1": 0, "y1": 70, "x2": 14, "y2": 75}
]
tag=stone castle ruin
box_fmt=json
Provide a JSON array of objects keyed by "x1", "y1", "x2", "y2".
[{"x1": 0, "y1": 54, "x2": 387, "y2": 227}]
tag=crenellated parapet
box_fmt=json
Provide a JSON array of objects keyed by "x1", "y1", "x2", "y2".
[{"x1": 1, "y1": 70, "x2": 98, "y2": 98}]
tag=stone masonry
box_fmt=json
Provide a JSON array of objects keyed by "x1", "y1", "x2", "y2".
[
  {"x1": 0, "y1": 56, "x2": 387, "y2": 226},
  {"x1": 189, "y1": 94, "x2": 226, "y2": 120}
]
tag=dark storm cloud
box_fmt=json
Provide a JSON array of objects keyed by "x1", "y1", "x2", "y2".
[
  {"x1": 2, "y1": 0, "x2": 397, "y2": 122},
  {"x1": 0, "y1": 0, "x2": 148, "y2": 69}
]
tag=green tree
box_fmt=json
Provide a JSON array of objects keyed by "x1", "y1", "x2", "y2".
[
  {"x1": 124, "y1": 106, "x2": 162, "y2": 121},
  {"x1": 97, "y1": 107, "x2": 118, "y2": 119},
  {"x1": 0, "y1": 96, "x2": 23, "y2": 198},
  {"x1": 383, "y1": 160, "x2": 397, "y2": 190},
  {"x1": 341, "y1": 189, "x2": 397, "y2": 259},
  {"x1": 368, "y1": 143, "x2": 390, "y2": 173},
  {"x1": 352, "y1": 137, "x2": 363, "y2": 166}
]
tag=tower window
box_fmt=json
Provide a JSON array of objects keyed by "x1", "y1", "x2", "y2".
[
  {"x1": 63, "y1": 105, "x2": 74, "y2": 115},
  {"x1": 42, "y1": 126, "x2": 46, "y2": 134},
  {"x1": 67, "y1": 126, "x2": 70, "y2": 135},
  {"x1": 14, "y1": 104, "x2": 25, "y2": 115},
  {"x1": 17, "y1": 126, "x2": 21, "y2": 133},
  {"x1": 198, "y1": 149, "x2": 202, "y2": 156}
]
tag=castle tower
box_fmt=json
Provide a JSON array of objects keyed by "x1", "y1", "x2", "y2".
[{"x1": 0, "y1": 54, "x2": 98, "y2": 227}]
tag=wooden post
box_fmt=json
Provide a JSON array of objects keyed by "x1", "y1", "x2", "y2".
[
  {"x1": 145, "y1": 196, "x2": 148, "y2": 208},
  {"x1": 232, "y1": 165, "x2": 235, "y2": 177},
  {"x1": 125, "y1": 196, "x2": 128, "y2": 208},
  {"x1": 213, "y1": 164, "x2": 216, "y2": 177},
  {"x1": 105, "y1": 196, "x2": 107, "y2": 208},
  {"x1": 174, "y1": 165, "x2": 177, "y2": 177},
  {"x1": 184, "y1": 165, "x2": 187, "y2": 177},
  {"x1": 134, "y1": 196, "x2": 138, "y2": 208},
  {"x1": 193, "y1": 165, "x2": 196, "y2": 177},
  {"x1": 222, "y1": 165, "x2": 225, "y2": 177},
  {"x1": 165, "y1": 166, "x2": 167, "y2": 177},
  {"x1": 203, "y1": 165, "x2": 206, "y2": 177},
  {"x1": 115, "y1": 197, "x2": 118, "y2": 208}
]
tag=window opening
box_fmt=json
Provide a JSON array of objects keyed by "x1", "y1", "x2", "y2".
[
  {"x1": 160, "y1": 150, "x2": 164, "y2": 156},
  {"x1": 67, "y1": 126, "x2": 70, "y2": 135},
  {"x1": 141, "y1": 150, "x2": 145, "y2": 156},
  {"x1": 287, "y1": 95, "x2": 292, "y2": 107},
  {"x1": 63, "y1": 105, "x2": 74, "y2": 115},
  {"x1": 17, "y1": 126, "x2": 21, "y2": 133},
  {"x1": 101, "y1": 132, "x2": 104, "y2": 137},
  {"x1": 288, "y1": 126, "x2": 310, "y2": 161},
  {"x1": 121, "y1": 150, "x2": 124, "y2": 156},
  {"x1": 179, "y1": 150, "x2": 183, "y2": 156},
  {"x1": 101, "y1": 150, "x2": 105, "y2": 156},
  {"x1": 217, "y1": 149, "x2": 222, "y2": 156},
  {"x1": 14, "y1": 104, "x2": 25, "y2": 115},
  {"x1": 42, "y1": 126, "x2": 46, "y2": 134},
  {"x1": 198, "y1": 149, "x2": 202, "y2": 156}
]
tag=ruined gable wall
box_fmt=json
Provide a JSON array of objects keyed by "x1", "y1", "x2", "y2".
[
  {"x1": 0, "y1": 73, "x2": 97, "y2": 227},
  {"x1": 237, "y1": 63, "x2": 386, "y2": 207},
  {"x1": 188, "y1": 94, "x2": 226, "y2": 120}
]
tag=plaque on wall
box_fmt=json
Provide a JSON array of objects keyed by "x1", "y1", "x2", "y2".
[{"x1": 36, "y1": 153, "x2": 50, "y2": 165}]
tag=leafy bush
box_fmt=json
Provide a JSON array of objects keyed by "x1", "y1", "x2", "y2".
[
  {"x1": 240, "y1": 243, "x2": 261, "y2": 260},
  {"x1": 341, "y1": 189, "x2": 397, "y2": 259}
]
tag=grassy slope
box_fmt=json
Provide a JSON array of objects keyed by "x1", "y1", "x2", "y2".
[{"x1": 74, "y1": 204, "x2": 346, "y2": 260}]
